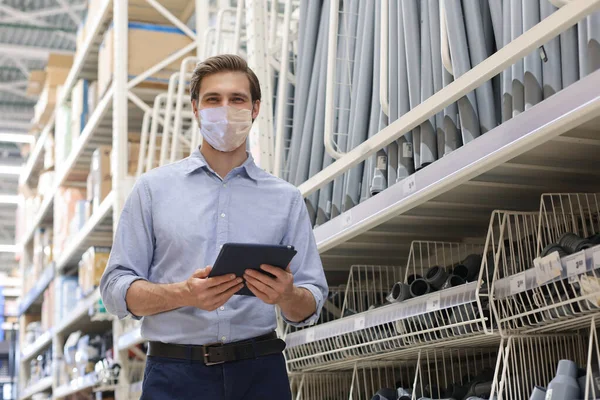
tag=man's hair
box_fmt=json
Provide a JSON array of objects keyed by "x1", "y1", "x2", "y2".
[{"x1": 190, "y1": 54, "x2": 262, "y2": 103}]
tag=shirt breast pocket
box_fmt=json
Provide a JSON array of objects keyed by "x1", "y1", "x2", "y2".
[{"x1": 229, "y1": 202, "x2": 288, "y2": 245}]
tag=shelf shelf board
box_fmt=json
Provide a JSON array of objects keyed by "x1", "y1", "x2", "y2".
[
  {"x1": 18, "y1": 263, "x2": 55, "y2": 316},
  {"x1": 117, "y1": 327, "x2": 144, "y2": 351},
  {"x1": 53, "y1": 373, "x2": 97, "y2": 399},
  {"x1": 18, "y1": 0, "x2": 111, "y2": 190},
  {"x1": 54, "y1": 289, "x2": 112, "y2": 337},
  {"x1": 19, "y1": 376, "x2": 53, "y2": 400},
  {"x1": 21, "y1": 330, "x2": 53, "y2": 363},
  {"x1": 311, "y1": 70, "x2": 600, "y2": 271},
  {"x1": 56, "y1": 192, "x2": 114, "y2": 274}
]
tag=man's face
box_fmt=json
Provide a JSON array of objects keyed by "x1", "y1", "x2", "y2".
[{"x1": 192, "y1": 71, "x2": 260, "y2": 120}]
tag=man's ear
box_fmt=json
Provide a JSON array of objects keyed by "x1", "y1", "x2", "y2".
[
  {"x1": 192, "y1": 99, "x2": 198, "y2": 118},
  {"x1": 252, "y1": 100, "x2": 261, "y2": 121}
]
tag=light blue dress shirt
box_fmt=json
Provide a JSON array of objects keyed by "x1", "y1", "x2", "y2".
[{"x1": 100, "y1": 148, "x2": 328, "y2": 345}]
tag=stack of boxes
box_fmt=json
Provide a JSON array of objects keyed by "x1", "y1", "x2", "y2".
[
  {"x1": 31, "y1": 54, "x2": 73, "y2": 128},
  {"x1": 78, "y1": 247, "x2": 111, "y2": 297}
]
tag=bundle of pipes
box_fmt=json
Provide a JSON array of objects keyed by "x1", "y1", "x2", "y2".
[{"x1": 279, "y1": 0, "x2": 600, "y2": 226}]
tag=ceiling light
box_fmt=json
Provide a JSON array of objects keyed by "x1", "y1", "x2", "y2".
[
  {"x1": 0, "y1": 195, "x2": 20, "y2": 204},
  {"x1": 0, "y1": 133, "x2": 35, "y2": 144},
  {"x1": 0, "y1": 245, "x2": 20, "y2": 253},
  {"x1": 0, "y1": 166, "x2": 22, "y2": 175}
]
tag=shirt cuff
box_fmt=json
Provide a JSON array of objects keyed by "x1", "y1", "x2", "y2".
[
  {"x1": 282, "y1": 284, "x2": 324, "y2": 328},
  {"x1": 111, "y1": 275, "x2": 147, "y2": 320}
]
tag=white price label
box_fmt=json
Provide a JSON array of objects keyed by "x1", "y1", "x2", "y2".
[
  {"x1": 354, "y1": 316, "x2": 366, "y2": 330},
  {"x1": 377, "y1": 155, "x2": 387, "y2": 170},
  {"x1": 535, "y1": 252, "x2": 562, "y2": 285},
  {"x1": 426, "y1": 292, "x2": 442, "y2": 312},
  {"x1": 403, "y1": 142, "x2": 413, "y2": 158},
  {"x1": 566, "y1": 250, "x2": 587, "y2": 277},
  {"x1": 403, "y1": 175, "x2": 417, "y2": 195},
  {"x1": 594, "y1": 250, "x2": 600, "y2": 269},
  {"x1": 341, "y1": 211, "x2": 353, "y2": 227},
  {"x1": 510, "y1": 273, "x2": 526, "y2": 294},
  {"x1": 305, "y1": 329, "x2": 315, "y2": 343}
]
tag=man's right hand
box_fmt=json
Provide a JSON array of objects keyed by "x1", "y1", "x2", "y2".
[{"x1": 184, "y1": 266, "x2": 243, "y2": 311}]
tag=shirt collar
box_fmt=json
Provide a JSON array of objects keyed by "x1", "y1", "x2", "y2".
[{"x1": 185, "y1": 147, "x2": 260, "y2": 181}]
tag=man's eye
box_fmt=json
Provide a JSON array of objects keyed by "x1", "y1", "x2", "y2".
[
  {"x1": 206, "y1": 98, "x2": 218, "y2": 102},
  {"x1": 233, "y1": 97, "x2": 245, "y2": 102}
]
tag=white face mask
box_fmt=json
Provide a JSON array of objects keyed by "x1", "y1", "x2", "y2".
[{"x1": 198, "y1": 105, "x2": 252, "y2": 152}]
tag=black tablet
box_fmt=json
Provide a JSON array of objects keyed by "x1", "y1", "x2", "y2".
[{"x1": 208, "y1": 243, "x2": 298, "y2": 296}]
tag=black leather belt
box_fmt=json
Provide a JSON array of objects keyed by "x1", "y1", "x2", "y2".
[{"x1": 147, "y1": 332, "x2": 285, "y2": 366}]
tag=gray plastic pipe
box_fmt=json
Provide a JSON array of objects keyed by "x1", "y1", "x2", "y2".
[
  {"x1": 293, "y1": 4, "x2": 327, "y2": 187},
  {"x1": 463, "y1": 0, "x2": 497, "y2": 134},
  {"x1": 428, "y1": 0, "x2": 446, "y2": 159},
  {"x1": 402, "y1": 0, "x2": 423, "y2": 169},
  {"x1": 419, "y1": 0, "x2": 438, "y2": 168},
  {"x1": 386, "y1": 0, "x2": 400, "y2": 185},
  {"x1": 588, "y1": 12, "x2": 600, "y2": 72},
  {"x1": 344, "y1": 0, "x2": 375, "y2": 211},
  {"x1": 306, "y1": 0, "x2": 331, "y2": 224},
  {"x1": 511, "y1": 0, "x2": 525, "y2": 116},
  {"x1": 579, "y1": 18, "x2": 590, "y2": 78},
  {"x1": 396, "y1": 1, "x2": 414, "y2": 180},
  {"x1": 501, "y1": 0, "x2": 513, "y2": 122},
  {"x1": 540, "y1": 0, "x2": 563, "y2": 99},
  {"x1": 560, "y1": 24, "x2": 579, "y2": 88},
  {"x1": 444, "y1": 0, "x2": 481, "y2": 144},
  {"x1": 488, "y1": 0, "x2": 503, "y2": 51},
  {"x1": 331, "y1": 0, "x2": 365, "y2": 218},
  {"x1": 288, "y1": 0, "x2": 321, "y2": 184},
  {"x1": 523, "y1": 0, "x2": 543, "y2": 110}
]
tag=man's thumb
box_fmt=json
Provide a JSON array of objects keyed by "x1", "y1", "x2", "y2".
[{"x1": 193, "y1": 266, "x2": 212, "y2": 279}]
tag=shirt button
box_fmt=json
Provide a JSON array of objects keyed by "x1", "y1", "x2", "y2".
[
  {"x1": 223, "y1": 183, "x2": 227, "y2": 187},
  {"x1": 221, "y1": 336, "x2": 226, "y2": 342},
  {"x1": 219, "y1": 306, "x2": 225, "y2": 311},
  {"x1": 220, "y1": 213, "x2": 226, "y2": 218}
]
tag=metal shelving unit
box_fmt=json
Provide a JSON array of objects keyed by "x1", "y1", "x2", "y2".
[{"x1": 13, "y1": 0, "x2": 600, "y2": 399}]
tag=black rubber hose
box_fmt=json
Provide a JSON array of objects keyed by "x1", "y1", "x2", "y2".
[
  {"x1": 559, "y1": 232, "x2": 592, "y2": 254},
  {"x1": 389, "y1": 282, "x2": 412, "y2": 302},
  {"x1": 541, "y1": 243, "x2": 569, "y2": 258},
  {"x1": 410, "y1": 278, "x2": 432, "y2": 297},
  {"x1": 441, "y1": 274, "x2": 466, "y2": 290},
  {"x1": 425, "y1": 265, "x2": 449, "y2": 289},
  {"x1": 371, "y1": 388, "x2": 397, "y2": 400},
  {"x1": 406, "y1": 273, "x2": 422, "y2": 285}
]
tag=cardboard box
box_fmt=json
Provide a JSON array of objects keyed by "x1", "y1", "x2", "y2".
[
  {"x1": 87, "y1": 0, "x2": 193, "y2": 26},
  {"x1": 80, "y1": 247, "x2": 111, "y2": 295},
  {"x1": 69, "y1": 200, "x2": 88, "y2": 237},
  {"x1": 54, "y1": 102, "x2": 72, "y2": 166},
  {"x1": 26, "y1": 71, "x2": 46, "y2": 97},
  {"x1": 32, "y1": 54, "x2": 73, "y2": 126},
  {"x1": 53, "y1": 187, "x2": 86, "y2": 259},
  {"x1": 98, "y1": 22, "x2": 194, "y2": 96},
  {"x1": 43, "y1": 133, "x2": 55, "y2": 171},
  {"x1": 91, "y1": 146, "x2": 112, "y2": 210},
  {"x1": 88, "y1": 81, "x2": 98, "y2": 116},
  {"x1": 71, "y1": 80, "x2": 90, "y2": 144}
]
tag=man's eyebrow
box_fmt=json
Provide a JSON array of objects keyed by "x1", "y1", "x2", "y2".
[
  {"x1": 230, "y1": 92, "x2": 250, "y2": 99},
  {"x1": 201, "y1": 92, "x2": 222, "y2": 98}
]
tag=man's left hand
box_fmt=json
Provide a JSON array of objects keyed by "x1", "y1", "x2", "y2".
[{"x1": 244, "y1": 265, "x2": 295, "y2": 305}]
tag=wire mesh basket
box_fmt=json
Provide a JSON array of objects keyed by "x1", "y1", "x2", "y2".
[
  {"x1": 490, "y1": 334, "x2": 588, "y2": 400},
  {"x1": 285, "y1": 241, "x2": 497, "y2": 372},
  {"x1": 290, "y1": 372, "x2": 353, "y2": 400},
  {"x1": 491, "y1": 194, "x2": 600, "y2": 334}
]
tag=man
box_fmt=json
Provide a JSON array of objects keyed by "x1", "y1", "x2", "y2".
[{"x1": 100, "y1": 54, "x2": 328, "y2": 399}]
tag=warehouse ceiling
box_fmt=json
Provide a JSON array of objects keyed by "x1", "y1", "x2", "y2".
[{"x1": 0, "y1": 0, "x2": 83, "y2": 273}]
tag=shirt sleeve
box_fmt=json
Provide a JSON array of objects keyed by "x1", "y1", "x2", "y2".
[
  {"x1": 280, "y1": 190, "x2": 328, "y2": 327},
  {"x1": 100, "y1": 176, "x2": 153, "y2": 320}
]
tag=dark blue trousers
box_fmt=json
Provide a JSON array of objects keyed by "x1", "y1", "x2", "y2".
[{"x1": 140, "y1": 353, "x2": 292, "y2": 400}]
